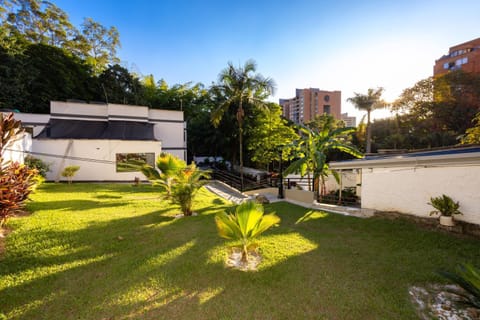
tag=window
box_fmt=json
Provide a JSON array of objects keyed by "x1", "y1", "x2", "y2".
[
  {"x1": 116, "y1": 152, "x2": 155, "y2": 172},
  {"x1": 323, "y1": 105, "x2": 331, "y2": 114}
]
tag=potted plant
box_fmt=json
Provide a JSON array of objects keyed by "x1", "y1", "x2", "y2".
[{"x1": 428, "y1": 194, "x2": 462, "y2": 226}]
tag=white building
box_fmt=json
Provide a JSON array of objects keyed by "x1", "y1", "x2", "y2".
[
  {"x1": 330, "y1": 147, "x2": 480, "y2": 225},
  {"x1": 12, "y1": 101, "x2": 186, "y2": 182},
  {"x1": 341, "y1": 113, "x2": 356, "y2": 127}
]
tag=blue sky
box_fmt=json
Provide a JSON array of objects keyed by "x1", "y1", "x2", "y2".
[{"x1": 54, "y1": 0, "x2": 480, "y2": 120}]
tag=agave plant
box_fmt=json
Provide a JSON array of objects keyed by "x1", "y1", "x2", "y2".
[
  {"x1": 215, "y1": 201, "x2": 280, "y2": 263},
  {"x1": 428, "y1": 194, "x2": 462, "y2": 217},
  {"x1": 439, "y1": 263, "x2": 480, "y2": 309}
]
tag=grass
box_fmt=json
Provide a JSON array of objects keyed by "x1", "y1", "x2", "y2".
[{"x1": 1, "y1": 183, "x2": 480, "y2": 319}]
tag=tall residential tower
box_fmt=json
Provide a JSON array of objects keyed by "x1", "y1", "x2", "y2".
[
  {"x1": 434, "y1": 37, "x2": 480, "y2": 76},
  {"x1": 279, "y1": 88, "x2": 341, "y2": 124}
]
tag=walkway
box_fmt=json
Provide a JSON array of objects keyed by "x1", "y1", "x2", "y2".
[{"x1": 205, "y1": 181, "x2": 374, "y2": 218}]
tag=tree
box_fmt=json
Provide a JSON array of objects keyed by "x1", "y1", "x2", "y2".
[
  {"x1": 347, "y1": 87, "x2": 387, "y2": 153},
  {"x1": 284, "y1": 115, "x2": 363, "y2": 201},
  {"x1": 211, "y1": 60, "x2": 275, "y2": 190},
  {"x1": 76, "y1": 17, "x2": 120, "y2": 75},
  {"x1": 246, "y1": 103, "x2": 298, "y2": 171},
  {"x1": 141, "y1": 152, "x2": 187, "y2": 197},
  {"x1": 462, "y1": 112, "x2": 480, "y2": 144},
  {"x1": 98, "y1": 64, "x2": 142, "y2": 105}
]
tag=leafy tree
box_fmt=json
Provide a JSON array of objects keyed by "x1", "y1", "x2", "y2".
[
  {"x1": 347, "y1": 87, "x2": 387, "y2": 153},
  {"x1": 76, "y1": 17, "x2": 120, "y2": 75},
  {"x1": 246, "y1": 103, "x2": 298, "y2": 171},
  {"x1": 211, "y1": 60, "x2": 275, "y2": 190},
  {"x1": 98, "y1": 64, "x2": 142, "y2": 105},
  {"x1": 462, "y1": 112, "x2": 480, "y2": 144},
  {"x1": 284, "y1": 116, "x2": 363, "y2": 200}
]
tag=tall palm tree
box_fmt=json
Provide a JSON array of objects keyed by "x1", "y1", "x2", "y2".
[
  {"x1": 211, "y1": 60, "x2": 275, "y2": 190},
  {"x1": 284, "y1": 118, "x2": 363, "y2": 201},
  {"x1": 347, "y1": 87, "x2": 387, "y2": 153}
]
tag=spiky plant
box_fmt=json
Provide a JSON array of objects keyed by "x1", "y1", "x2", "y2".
[
  {"x1": 170, "y1": 163, "x2": 210, "y2": 216},
  {"x1": 439, "y1": 263, "x2": 480, "y2": 309},
  {"x1": 215, "y1": 201, "x2": 280, "y2": 262}
]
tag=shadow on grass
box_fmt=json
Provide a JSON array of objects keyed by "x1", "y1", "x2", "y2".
[{"x1": 3, "y1": 190, "x2": 480, "y2": 320}]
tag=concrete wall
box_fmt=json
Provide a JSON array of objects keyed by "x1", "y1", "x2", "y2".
[
  {"x1": 1, "y1": 132, "x2": 31, "y2": 164},
  {"x1": 361, "y1": 166, "x2": 480, "y2": 225},
  {"x1": 285, "y1": 189, "x2": 314, "y2": 204},
  {"x1": 33, "y1": 139, "x2": 162, "y2": 182}
]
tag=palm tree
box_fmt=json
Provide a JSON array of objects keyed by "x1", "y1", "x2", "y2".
[
  {"x1": 347, "y1": 87, "x2": 387, "y2": 153},
  {"x1": 211, "y1": 60, "x2": 275, "y2": 191},
  {"x1": 284, "y1": 116, "x2": 363, "y2": 201}
]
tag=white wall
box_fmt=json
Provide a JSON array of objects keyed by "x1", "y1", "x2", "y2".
[
  {"x1": 361, "y1": 166, "x2": 480, "y2": 225},
  {"x1": 1, "y1": 132, "x2": 31, "y2": 164},
  {"x1": 33, "y1": 139, "x2": 162, "y2": 182}
]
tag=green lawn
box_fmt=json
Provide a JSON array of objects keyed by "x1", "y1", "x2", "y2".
[{"x1": 1, "y1": 183, "x2": 479, "y2": 320}]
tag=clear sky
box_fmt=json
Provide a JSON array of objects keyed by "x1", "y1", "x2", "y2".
[{"x1": 53, "y1": 0, "x2": 480, "y2": 121}]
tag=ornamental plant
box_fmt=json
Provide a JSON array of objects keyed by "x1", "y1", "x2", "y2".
[
  {"x1": 215, "y1": 201, "x2": 280, "y2": 263},
  {"x1": 61, "y1": 165, "x2": 80, "y2": 184},
  {"x1": 428, "y1": 194, "x2": 462, "y2": 217},
  {"x1": 439, "y1": 263, "x2": 480, "y2": 309}
]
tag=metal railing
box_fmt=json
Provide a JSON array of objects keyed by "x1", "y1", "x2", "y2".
[{"x1": 211, "y1": 168, "x2": 273, "y2": 192}]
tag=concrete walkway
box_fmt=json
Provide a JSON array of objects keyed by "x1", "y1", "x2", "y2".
[{"x1": 205, "y1": 182, "x2": 374, "y2": 218}]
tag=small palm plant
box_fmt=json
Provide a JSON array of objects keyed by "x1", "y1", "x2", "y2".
[
  {"x1": 438, "y1": 263, "x2": 480, "y2": 309},
  {"x1": 170, "y1": 163, "x2": 210, "y2": 216},
  {"x1": 142, "y1": 153, "x2": 210, "y2": 216},
  {"x1": 141, "y1": 152, "x2": 186, "y2": 197},
  {"x1": 428, "y1": 194, "x2": 462, "y2": 217},
  {"x1": 215, "y1": 201, "x2": 280, "y2": 269}
]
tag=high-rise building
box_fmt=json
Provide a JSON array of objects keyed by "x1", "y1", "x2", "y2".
[
  {"x1": 434, "y1": 37, "x2": 480, "y2": 76},
  {"x1": 279, "y1": 88, "x2": 341, "y2": 124},
  {"x1": 341, "y1": 113, "x2": 356, "y2": 127}
]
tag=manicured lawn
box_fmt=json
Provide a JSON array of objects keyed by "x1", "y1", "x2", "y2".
[{"x1": 1, "y1": 183, "x2": 479, "y2": 319}]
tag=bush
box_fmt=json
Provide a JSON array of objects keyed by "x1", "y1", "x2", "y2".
[
  {"x1": 439, "y1": 263, "x2": 480, "y2": 309},
  {"x1": 0, "y1": 161, "x2": 38, "y2": 226},
  {"x1": 61, "y1": 165, "x2": 80, "y2": 184},
  {"x1": 24, "y1": 155, "x2": 50, "y2": 178}
]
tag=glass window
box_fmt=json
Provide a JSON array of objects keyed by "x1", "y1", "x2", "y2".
[
  {"x1": 116, "y1": 152, "x2": 155, "y2": 172},
  {"x1": 323, "y1": 105, "x2": 331, "y2": 114}
]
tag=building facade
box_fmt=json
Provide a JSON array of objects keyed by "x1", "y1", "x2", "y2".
[
  {"x1": 11, "y1": 101, "x2": 186, "y2": 182},
  {"x1": 279, "y1": 88, "x2": 341, "y2": 124},
  {"x1": 341, "y1": 113, "x2": 356, "y2": 127},
  {"x1": 434, "y1": 37, "x2": 480, "y2": 76}
]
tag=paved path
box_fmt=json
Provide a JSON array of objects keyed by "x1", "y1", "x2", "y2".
[{"x1": 205, "y1": 181, "x2": 374, "y2": 218}]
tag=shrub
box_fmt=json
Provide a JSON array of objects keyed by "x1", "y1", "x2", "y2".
[
  {"x1": 61, "y1": 165, "x2": 80, "y2": 184},
  {"x1": 24, "y1": 155, "x2": 50, "y2": 178},
  {"x1": 141, "y1": 153, "x2": 210, "y2": 216},
  {"x1": 428, "y1": 194, "x2": 462, "y2": 217},
  {"x1": 0, "y1": 162, "x2": 38, "y2": 226},
  {"x1": 215, "y1": 201, "x2": 280, "y2": 262}
]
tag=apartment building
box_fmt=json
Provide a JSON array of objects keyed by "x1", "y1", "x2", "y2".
[
  {"x1": 279, "y1": 88, "x2": 341, "y2": 124},
  {"x1": 434, "y1": 37, "x2": 480, "y2": 76},
  {"x1": 341, "y1": 113, "x2": 356, "y2": 127}
]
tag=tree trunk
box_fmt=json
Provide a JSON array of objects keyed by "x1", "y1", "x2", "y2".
[
  {"x1": 366, "y1": 110, "x2": 372, "y2": 153},
  {"x1": 237, "y1": 101, "x2": 244, "y2": 191}
]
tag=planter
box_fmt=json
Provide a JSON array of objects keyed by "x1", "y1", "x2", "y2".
[{"x1": 439, "y1": 215, "x2": 455, "y2": 227}]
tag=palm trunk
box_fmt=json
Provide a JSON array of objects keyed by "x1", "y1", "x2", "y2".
[
  {"x1": 237, "y1": 101, "x2": 244, "y2": 191},
  {"x1": 366, "y1": 110, "x2": 372, "y2": 153}
]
